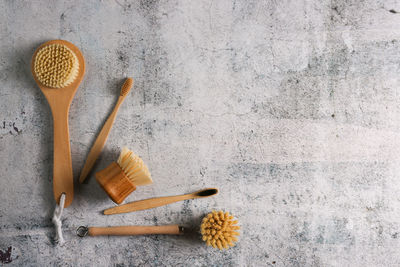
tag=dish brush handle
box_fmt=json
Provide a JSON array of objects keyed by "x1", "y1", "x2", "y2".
[
  {"x1": 88, "y1": 225, "x2": 183, "y2": 236},
  {"x1": 52, "y1": 108, "x2": 73, "y2": 207}
]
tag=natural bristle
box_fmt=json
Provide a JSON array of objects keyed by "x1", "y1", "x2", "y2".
[
  {"x1": 201, "y1": 211, "x2": 240, "y2": 250},
  {"x1": 33, "y1": 44, "x2": 79, "y2": 88},
  {"x1": 117, "y1": 147, "x2": 152, "y2": 186},
  {"x1": 120, "y1": 78, "x2": 133, "y2": 96}
]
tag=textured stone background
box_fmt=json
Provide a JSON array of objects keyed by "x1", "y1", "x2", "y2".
[{"x1": 1, "y1": 0, "x2": 400, "y2": 266}]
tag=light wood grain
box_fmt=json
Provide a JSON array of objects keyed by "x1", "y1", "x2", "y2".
[
  {"x1": 88, "y1": 225, "x2": 182, "y2": 236},
  {"x1": 79, "y1": 78, "x2": 133, "y2": 183},
  {"x1": 31, "y1": 40, "x2": 85, "y2": 207},
  {"x1": 104, "y1": 188, "x2": 218, "y2": 215},
  {"x1": 95, "y1": 162, "x2": 136, "y2": 204}
]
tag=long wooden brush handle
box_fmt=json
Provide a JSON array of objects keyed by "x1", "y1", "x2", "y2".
[
  {"x1": 52, "y1": 106, "x2": 73, "y2": 207},
  {"x1": 104, "y1": 194, "x2": 193, "y2": 215},
  {"x1": 88, "y1": 225, "x2": 182, "y2": 236}
]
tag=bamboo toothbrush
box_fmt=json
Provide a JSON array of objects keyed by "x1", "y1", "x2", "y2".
[
  {"x1": 103, "y1": 188, "x2": 218, "y2": 215},
  {"x1": 96, "y1": 147, "x2": 153, "y2": 204},
  {"x1": 31, "y1": 40, "x2": 85, "y2": 207},
  {"x1": 79, "y1": 78, "x2": 133, "y2": 183}
]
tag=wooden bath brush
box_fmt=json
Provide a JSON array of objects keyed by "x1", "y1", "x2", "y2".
[
  {"x1": 31, "y1": 40, "x2": 85, "y2": 207},
  {"x1": 96, "y1": 147, "x2": 152, "y2": 204}
]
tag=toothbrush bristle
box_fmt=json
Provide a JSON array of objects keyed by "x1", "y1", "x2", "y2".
[{"x1": 120, "y1": 78, "x2": 133, "y2": 96}]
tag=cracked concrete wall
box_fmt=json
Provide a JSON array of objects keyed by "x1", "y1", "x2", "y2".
[{"x1": 1, "y1": 0, "x2": 400, "y2": 266}]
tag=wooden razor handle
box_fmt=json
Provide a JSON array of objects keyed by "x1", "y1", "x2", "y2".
[{"x1": 88, "y1": 225, "x2": 183, "y2": 236}]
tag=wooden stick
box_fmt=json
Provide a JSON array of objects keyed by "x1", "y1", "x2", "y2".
[{"x1": 88, "y1": 225, "x2": 183, "y2": 236}]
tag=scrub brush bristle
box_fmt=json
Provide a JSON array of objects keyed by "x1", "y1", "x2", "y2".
[
  {"x1": 201, "y1": 210, "x2": 240, "y2": 250},
  {"x1": 117, "y1": 147, "x2": 152, "y2": 186},
  {"x1": 96, "y1": 147, "x2": 153, "y2": 204},
  {"x1": 33, "y1": 44, "x2": 79, "y2": 88}
]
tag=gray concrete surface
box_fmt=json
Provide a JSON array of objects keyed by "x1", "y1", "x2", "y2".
[{"x1": 1, "y1": 0, "x2": 400, "y2": 266}]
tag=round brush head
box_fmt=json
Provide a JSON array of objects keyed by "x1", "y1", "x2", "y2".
[
  {"x1": 33, "y1": 43, "x2": 79, "y2": 88},
  {"x1": 201, "y1": 210, "x2": 240, "y2": 250}
]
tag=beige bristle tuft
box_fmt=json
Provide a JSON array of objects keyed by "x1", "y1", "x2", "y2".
[
  {"x1": 33, "y1": 44, "x2": 79, "y2": 88},
  {"x1": 120, "y1": 78, "x2": 133, "y2": 96},
  {"x1": 201, "y1": 210, "x2": 240, "y2": 250},
  {"x1": 117, "y1": 147, "x2": 152, "y2": 186}
]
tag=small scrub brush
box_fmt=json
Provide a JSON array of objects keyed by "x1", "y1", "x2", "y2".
[
  {"x1": 201, "y1": 210, "x2": 240, "y2": 250},
  {"x1": 96, "y1": 147, "x2": 152, "y2": 204}
]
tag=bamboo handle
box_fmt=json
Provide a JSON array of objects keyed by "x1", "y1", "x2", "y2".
[
  {"x1": 79, "y1": 96, "x2": 125, "y2": 183},
  {"x1": 104, "y1": 195, "x2": 192, "y2": 215},
  {"x1": 52, "y1": 108, "x2": 73, "y2": 207},
  {"x1": 88, "y1": 225, "x2": 182, "y2": 236}
]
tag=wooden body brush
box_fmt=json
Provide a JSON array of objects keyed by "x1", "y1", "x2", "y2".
[
  {"x1": 31, "y1": 40, "x2": 85, "y2": 207},
  {"x1": 79, "y1": 78, "x2": 133, "y2": 183},
  {"x1": 96, "y1": 147, "x2": 153, "y2": 204}
]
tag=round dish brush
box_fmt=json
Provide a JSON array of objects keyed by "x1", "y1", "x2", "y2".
[
  {"x1": 201, "y1": 210, "x2": 240, "y2": 250},
  {"x1": 76, "y1": 209, "x2": 240, "y2": 251},
  {"x1": 96, "y1": 147, "x2": 153, "y2": 204}
]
